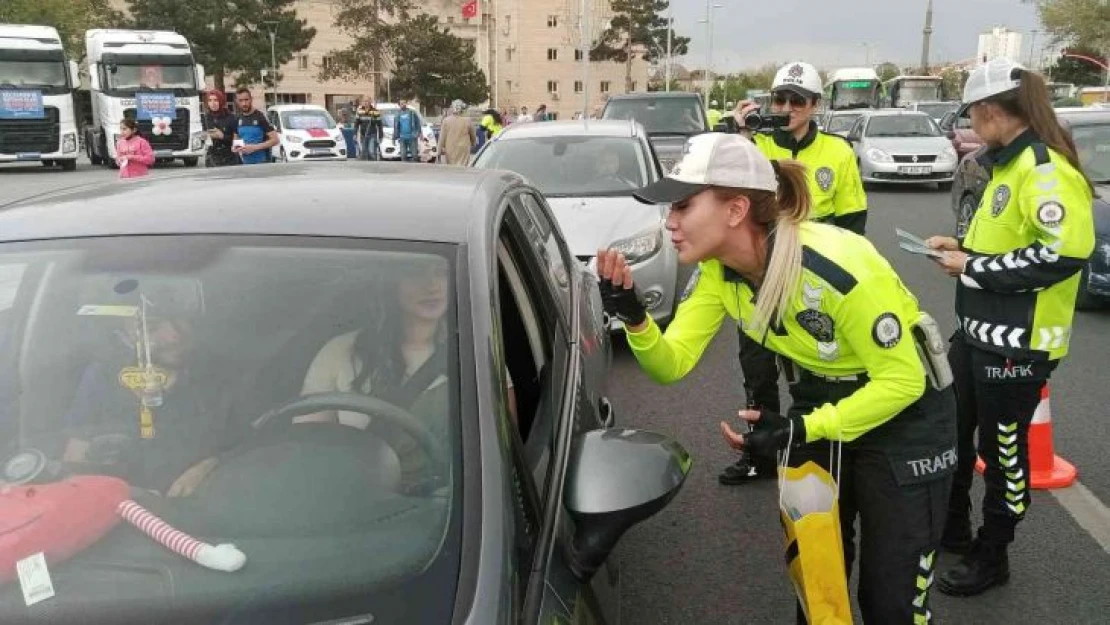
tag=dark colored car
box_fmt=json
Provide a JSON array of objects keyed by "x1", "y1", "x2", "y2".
[
  {"x1": 600, "y1": 92, "x2": 709, "y2": 173},
  {"x1": 0, "y1": 164, "x2": 690, "y2": 624},
  {"x1": 950, "y1": 109, "x2": 1110, "y2": 309}
]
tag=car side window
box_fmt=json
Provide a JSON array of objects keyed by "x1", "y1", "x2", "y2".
[
  {"x1": 269, "y1": 112, "x2": 281, "y2": 131},
  {"x1": 848, "y1": 119, "x2": 864, "y2": 141}
]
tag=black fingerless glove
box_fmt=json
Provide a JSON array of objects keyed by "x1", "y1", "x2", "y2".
[
  {"x1": 745, "y1": 410, "x2": 806, "y2": 459},
  {"x1": 598, "y1": 277, "x2": 648, "y2": 327}
]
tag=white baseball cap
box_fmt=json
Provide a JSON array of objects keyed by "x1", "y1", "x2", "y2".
[
  {"x1": 958, "y1": 57, "x2": 1025, "y2": 117},
  {"x1": 772, "y1": 61, "x2": 822, "y2": 98},
  {"x1": 634, "y1": 133, "x2": 778, "y2": 205}
]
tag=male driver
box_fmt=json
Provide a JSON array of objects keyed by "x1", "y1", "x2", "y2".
[
  {"x1": 232, "y1": 88, "x2": 279, "y2": 165},
  {"x1": 393, "y1": 99, "x2": 424, "y2": 163}
]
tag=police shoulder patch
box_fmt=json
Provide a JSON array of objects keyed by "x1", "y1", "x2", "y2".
[
  {"x1": 872, "y1": 313, "x2": 902, "y2": 348},
  {"x1": 990, "y1": 184, "x2": 1011, "y2": 217},
  {"x1": 1036, "y1": 201, "x2": 1065, "y2": 228},
  {"x1": 796, "y1": 309, "x2": 835, "y2": 342},
  {"x1": 680, "y1": 267, "x2": 701, "y2": 302},
  {"x1": 814, "y1": 166, "x2": 835, "y2": 192}
]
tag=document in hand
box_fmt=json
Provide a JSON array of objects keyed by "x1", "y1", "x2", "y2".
[{"x1": 896, "y1": 228, "x2": 944, "y2": 259}]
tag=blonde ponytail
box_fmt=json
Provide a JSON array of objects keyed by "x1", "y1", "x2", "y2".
[{"x1": 748, "y1": 160, "x2": 811, "y2": 335}]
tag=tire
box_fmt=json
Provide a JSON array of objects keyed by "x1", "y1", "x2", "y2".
[
  {"x1": 182, "y1": 157, "x2": 199, "y2": 167},
  {"x1": 1075, "y1": 265, "x2": 1103, "y2": 311},
  {"x1": 60, "y1": 159, "x2": 77, "y2": 172},
  {"x1": 41, "y1": 160, "x2": 53, "y2": 167},
  {"x1": 87, "y1": 135, "x2": 102, "y2": 166}
]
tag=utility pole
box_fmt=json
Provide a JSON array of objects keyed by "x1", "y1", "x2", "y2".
[
  {"x1": 1028, "y1": 29, "x2": 1040, "y2": 68},
  {"x1": 580, "y1": 0, "x2": 590, "y2": 125},
  {"x1": 665, "y1": 6, "x2": 672, "y2": 92},
  {"x1": 920, "y1": 0, "x2": 933, "y2": 73},
  {"x1": 264, "y1": 21, "x2": 279, "y2": 107}
]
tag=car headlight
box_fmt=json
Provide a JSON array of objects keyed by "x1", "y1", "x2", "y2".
[
  {"x1": 287, "y1": 135, "x2": 303, "y2": 144},
  {"x1": 191, "y1": 131, "x2": 207, "y2": 151},
  {"x1": 62, "y1": 133, "x2": 77, "y2": 153},
  {"x1": 611, "y1": 227, "x2": 663, "y2": 264},
  {"x1": 938, "y1": 146, "x2": 958, "y2": 163},
  {"x1": 865, "y1": 147, "x2": 893, "y2": 163}
]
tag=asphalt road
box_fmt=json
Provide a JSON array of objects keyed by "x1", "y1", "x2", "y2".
[
  {"x1": 611, "y1": 185, "x2": 1110, "y2": 624},
  {"x1": 1, "y1": 160, "x2": 1107, "y2": 623}
]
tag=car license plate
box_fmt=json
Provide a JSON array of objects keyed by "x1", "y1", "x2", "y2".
[
  {"x1": 16, "y1": 153, "x2": 40, "y2": 161},
  {"x1": 898, "y1": 165, "x2": 932, "y2": 175},
  {"x1": 310, "y1": 148, "x2": 331, "y2": 156}
]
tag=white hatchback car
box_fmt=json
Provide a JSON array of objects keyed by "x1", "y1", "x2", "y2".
[{"x1": 266, "y1": 104, "x2": 348, "y2": 162}]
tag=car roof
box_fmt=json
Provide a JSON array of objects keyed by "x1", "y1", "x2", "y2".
[
  {"x1": 606, "y1": 91, "x2": 700, "y2": 100},
  {"x1": 0, "y1": 164, "x2": 525, "y2": 244},
  {"x1": 864, "y1": 109, "x2": 933, "y2": 117},
  {"x1": 494, "y1": 119, "x2": 641, "y2": 140},
  {"x1": 267, "y1": 104, "x2": 328, "y2": 113},
  {"x1": 1057, "y1": 109, "x2": 1110, "y2": 126}
]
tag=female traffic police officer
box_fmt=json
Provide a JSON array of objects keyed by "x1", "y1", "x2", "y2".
[
  {"x1": 721, "y1": 61, "x2": 868, "y2": 485},
  {"x1": 925, "y1": 59, "x2": 1094, "y2": 597},
  {"x1": 597, "y1": 132, "x2": 956, "y2": 624}
]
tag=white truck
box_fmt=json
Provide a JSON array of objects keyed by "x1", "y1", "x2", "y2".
[
  {"x1": 0, "y1": 25, "x2": 80, "y2": 171},
  {"x1": 83, "y1": 29, "x2": 207, "y2": 167}
]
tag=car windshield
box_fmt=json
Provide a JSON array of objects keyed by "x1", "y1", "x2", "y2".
[
  {"x1": 826, "y1": 114, "x2": 862, "y2": 133},
  {"x1": 916, "y1": 103, "x2": 957, "y2": 120},
  {"x1": 0, "y1": 236, "x2": 461, "y2": 623},
  {"x1": 475, "y1": 135, "x2": 649, "y2": 196},
  {"x1": 1072, "y1": 123, "x2": 1110, "y2": 183},
  {"x1": 281, "y1": 110, "x2": 335, "y2": 130},
  {"x1": 866, "y1": 114, "x2": 941, "y2": 137},
  {"x1": 602, "y1": 98, "x2": 707, "y2": 134}
]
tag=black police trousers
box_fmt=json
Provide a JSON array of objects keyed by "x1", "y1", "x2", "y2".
[
  {"x1": 785, "y1": 373, "x2": 955, "y2": 625},
  {"x1": 947, "y1": 332, "x2": 1055, "y2": 545},
  {"x1": 737, "y1": 329, "x2": 780, "y2": 473}
]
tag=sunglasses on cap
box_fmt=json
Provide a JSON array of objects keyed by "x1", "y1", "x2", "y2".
[{"x1": 772, "y1": 93, "x2": 810, "y2": 107}]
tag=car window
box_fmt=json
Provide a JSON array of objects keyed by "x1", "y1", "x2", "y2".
[
  {"x1": 518, "y1": 193, "x2": 572, "y2": 319},
  {"x1": 282, "y1": 110, "x2": 336, "y2": 130},
  {"x1": 267, "y1": 111, "x2": 281, "y2": 130},
  {"x1": 826, "y1": 114, "x2": 861, "y2": 134},
  {"x1": 474, "y1": 136, "x2": 649, "y2": 197},
  {"x1": 866, "y1": 114, "x2": 941, "y2": 137},
  {"x1": 602, "y1": 98, "x2": 707, "y2": 134},
  {"x1": 1071, "y1": 123, "x2": 1110, "y2": 183},
  {"x1": 0, "y1": 236, "x2": 463, "y2": 622},
  {"x1": 916, "y1": 103, "x2": 957, "y2": 120}
]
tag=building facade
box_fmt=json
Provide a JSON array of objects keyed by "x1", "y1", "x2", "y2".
[{"x1": 977, "y1": 26, "x2": 1023, "y2": 65}]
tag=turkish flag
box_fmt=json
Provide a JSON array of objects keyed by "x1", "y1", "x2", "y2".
[{"x1": 461, "y1": 0, "x2": 478, "y2": 19}]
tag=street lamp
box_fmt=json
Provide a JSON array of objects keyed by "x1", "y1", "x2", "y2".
[
  {"x1": 665, "y1": 7, "x2": 673, "y2": 92},
  {"x1": 264, "y1": 21, "x2": 279, "y2": 107},
  {"x1": 697, "y1": 3, "x2": 723, "y2": 104}
]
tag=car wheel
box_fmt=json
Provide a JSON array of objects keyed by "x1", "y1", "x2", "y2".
[
  {"x1": 87, "y1": 134, "x2": 102, "y2": 165},
  {"x1": 1075, "y1": 265, "x2": 1103, "y2": 311},
  {"x1": 956, "y1": 193, "x2": 977, "y2": 238},
  {"x1": 182, "y1": 157, "x2": 199, "y2": 167}
]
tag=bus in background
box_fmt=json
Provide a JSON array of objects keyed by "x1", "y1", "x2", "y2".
[
  {"x1": 882, "y1": 75, "x2": 943, "y2": 108},
  {"x1": 0, "y1": 24, "x2": 80, "y2": 171},
  {"x1": 823, "y1": 68, "x2": 882, "y2": 110},
  {"x1": 83, "y1": 29, "x2": 207, "y2": 168}
]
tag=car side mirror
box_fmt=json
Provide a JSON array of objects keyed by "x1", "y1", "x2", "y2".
[
  {"x1": 195, "y1": 64, "x2": 206, "y2": 91},
  {"x1": 88, "y1": 64, "x2": 101, "y2": 91},
  {"x1": 563, "y1": 428, "x2": 690, "y2": 581}
]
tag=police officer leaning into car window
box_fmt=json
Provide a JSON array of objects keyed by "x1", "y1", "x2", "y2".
[
  {"x1": 598, "y1": 133, "x2": 956, "y2": 624},
  {"x1": 924, "y1": 59, "x2": 1095, "y2": 598},
  {"x1": 719, "y1": 61, "x2": 869, "y2": 486}
]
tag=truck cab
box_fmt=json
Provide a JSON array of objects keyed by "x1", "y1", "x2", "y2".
[
  {"x1": 0, "y1": 24, "x2": 80, "y2": 171},
  {"x1": 83, "y1": 29, "x2": 207, "y2": 167}
]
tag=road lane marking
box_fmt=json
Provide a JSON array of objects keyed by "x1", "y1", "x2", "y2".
[{"x1": 1051, "y1": 480, "x2": 1110, "y2": 554}]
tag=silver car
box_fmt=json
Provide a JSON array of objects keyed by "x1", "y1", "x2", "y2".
[
  {"x1": 846, "y1": 109, "x2": 958, "y2": 189},
  {"x1": 472, "y1": 120, "x2": 681, "y2": 328}
]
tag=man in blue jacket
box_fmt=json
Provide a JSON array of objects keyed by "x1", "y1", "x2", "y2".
[{"x1": 393, "y1": 99, "x2": 424, "y2": 163}]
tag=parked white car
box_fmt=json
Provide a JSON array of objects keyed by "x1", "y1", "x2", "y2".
[
  {"x1": 377, "y1": 103, "x2": 438, "y2": 162},
  {"x1": 266, "y1": 104, "x2": 348, "y2": 162}
]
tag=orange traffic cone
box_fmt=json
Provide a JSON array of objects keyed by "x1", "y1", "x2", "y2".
[{"x1": 975, "y1": 384, "x2": 1077, "y2": 489}]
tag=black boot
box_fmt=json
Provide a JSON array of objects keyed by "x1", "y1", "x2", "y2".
[
  {"x1": 938, "y1": 538, "x2": 1010, "y2": 596},
  {"x1": 940, "y1": 507, "x2": 974, "y2": 554},
  {"x1": 718, "y1": 453, "x2": 774, "y2": 485}
]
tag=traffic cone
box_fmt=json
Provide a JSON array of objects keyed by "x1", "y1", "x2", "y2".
[{"x1": 975, "y1": 384, "x2": 1077, "y2": 489}]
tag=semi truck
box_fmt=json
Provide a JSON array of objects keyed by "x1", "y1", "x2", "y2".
[
  {"x1": 0, "y1": 24, "x2": 80, "y2": 171},
  {"x1": 83, "y1": 29, "x2": 207, "y2": 167}
]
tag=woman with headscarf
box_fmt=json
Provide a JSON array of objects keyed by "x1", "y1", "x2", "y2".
[
  {"x1": 201, "y1": 90, "x2": 238, "y2": 167},
  {"x1": 437, "y1": 100, "x2": 477, "y2": 166}
]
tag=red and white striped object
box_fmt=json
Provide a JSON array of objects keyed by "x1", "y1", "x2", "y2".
[{"x1": 117, "y1": 500, "x2": 246, "y2": 572}]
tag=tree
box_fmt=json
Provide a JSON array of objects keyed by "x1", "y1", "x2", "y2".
[
  {"x1": 592, "y1": 0, "x2": 690, "y2": 93},
  {"x1": 319, "y1": 0, "x2": 413, "y2": 99},
  {"x1": 939, "y1": 66, "x2": 966, "y2": 100},
  {"x1": 126, "y1": 0, "x2": 315, "y2": 92},
  {"x1": 875, "y1": 62, "x2": 901, "y2": 82},
  {"x1": 388, "y1": 15, "x2": 488, "y2": 107},
  {"x1": 0, "y1": 0, "x2": 124, "y2": 59},
  {"x1": 1035, "y1": 0, "x2": 1110, "y2": 55},
  {"x1": 1045, "y1": 47, "x2": 1105, "y2": 85}
]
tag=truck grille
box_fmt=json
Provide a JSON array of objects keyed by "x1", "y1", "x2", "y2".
[
  {"x1": 124, "y1": 108, "x2": 191, "y2": 151},
  {"x1": 892, "y1": 154, "x2": 937, "y2": 163},
  {"x1": 0, "y1": 106, "x2": 60, "y2": 154}
]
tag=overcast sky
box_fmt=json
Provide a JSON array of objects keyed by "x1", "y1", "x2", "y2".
[{"x1": 664, "y1": 0, "x2": 1044, "y2": 71}]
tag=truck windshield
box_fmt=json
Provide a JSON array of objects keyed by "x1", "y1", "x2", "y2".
[
  {"x1": 830, "y1": 82, "x2": 878, "y2": 109},
  {"x1": 0, "y1": 49, "x2": 70, "y2": 94},
  {"x1": 103, "y1": 60, "x2": 196, "y2": 94}
]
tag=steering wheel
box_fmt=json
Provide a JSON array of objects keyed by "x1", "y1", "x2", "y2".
[{"x1": 252, "y1": 392, "x2": 449, "y2": 485}]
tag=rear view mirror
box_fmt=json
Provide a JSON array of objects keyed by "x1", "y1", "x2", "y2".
[
  {"x1": 195, "y1": 64, "x2": 206, "y2": 91},
  {"x1": 88, "y1": 64, "x2": 101, "y2": 91},
  {"x1": 564, "y1": 428, "x2": 690, "y2": 581}
]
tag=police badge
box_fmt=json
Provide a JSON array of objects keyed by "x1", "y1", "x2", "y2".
[
  {"x1": 796, "y1": 309, "x2": 835, "y2": 342},
  {"x1": 990, "y1": 184, "x2": 1011, "y2": 217},
  {"x1": 815, "y1": 167, "x2": 834, "y2": 192}
]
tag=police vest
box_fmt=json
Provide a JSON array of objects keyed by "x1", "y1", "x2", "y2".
[
  {"x1": 958, "y1": 130, "x2": 1094, "y2": 361},
  {"x1": 626, "y1": 222, "x2": 928, "y2": 444},
  {"x1": 753, "y1": 124, "x2": 867, "y2": 232}
]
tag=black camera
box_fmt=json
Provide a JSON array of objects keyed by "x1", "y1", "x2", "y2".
[{"x1": 743, "y1": 111, "x2": 792, "y2": 131}]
